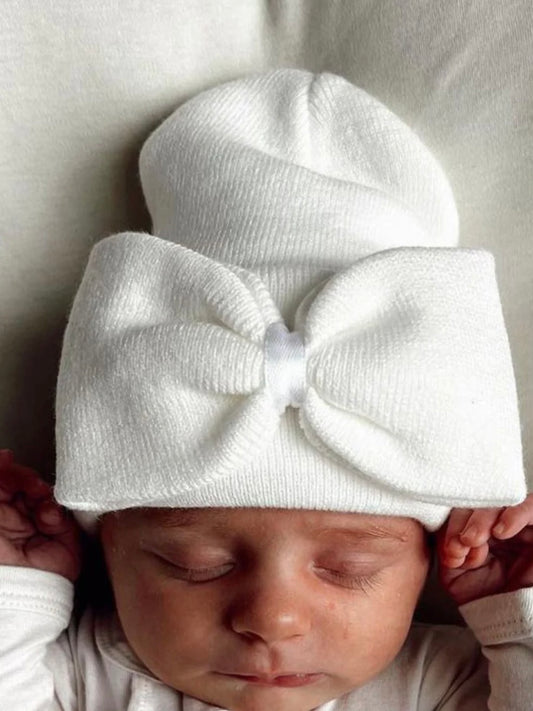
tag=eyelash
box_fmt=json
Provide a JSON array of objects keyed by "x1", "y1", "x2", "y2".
[
  {"x1": 164, "y1": 562, "x2": 234, "y2": 583},
  {"x1": 315, "y1": 568, "x2": 382, "y2": 593},
  {"x1": 162, "y1": 559, "x2": 381, "y2": 593}
]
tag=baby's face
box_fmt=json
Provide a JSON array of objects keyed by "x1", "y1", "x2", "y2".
[{"x1": 100, "y1": 507, "x2": 430, "y2": 711}]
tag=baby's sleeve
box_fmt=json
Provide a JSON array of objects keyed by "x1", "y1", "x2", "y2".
[
  {"x1": 0, "y1": 565, "x2": 77, "y2": 710},
  {"x1": 458, "y1": 587, "x2": 533, "y2": 711}
]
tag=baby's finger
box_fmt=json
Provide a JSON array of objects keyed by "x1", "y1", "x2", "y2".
[
  {"x1": 35, "y1": 499, "x2": 71, "y2": 532},
  {"x1": 439, "y1": 550, "x2": 467, "y2": 569},
  {"x1": 0, "y1": 500, "x2": 35, "y2": 539},
  {"x1": 458, "y1": 508, "x2": 503, "y2": 548},
  {"x1": 492, "y1": 495, "x2": 533, "y2": 539},
  {"x1": 440, "y1": 508, "x2": 474, "y2": 558},
  {"x1": 11, "y1": 491, "x2": 34, "y2": 519},
  {"x1": 35, "y1": 501, "x2": 82, "y2": 576},
  {"x1": 443, "y1": 508, "x2": 473, "y2": 541},
  {"x1": 462, "y1": 542, "x2": 490, "y2": 570},
  {"x1": 35, "y1": 498, "x2": 80, "y2": 544},
  {"x1": 0, "y1": 462, "x2": 51, "y2": 503}
]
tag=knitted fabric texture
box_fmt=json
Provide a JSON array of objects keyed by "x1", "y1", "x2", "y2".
[{"x1": 53, "y1": 69, "x2": 526, "y2": 534}]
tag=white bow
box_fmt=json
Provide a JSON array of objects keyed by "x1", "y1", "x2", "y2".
[{"x1": 56, "y1": 232, "x2": 526, "y2": 509}]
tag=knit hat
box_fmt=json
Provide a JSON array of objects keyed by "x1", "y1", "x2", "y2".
[{"x1": 54, "y1": 68, "x2": 526, "y2": 535}]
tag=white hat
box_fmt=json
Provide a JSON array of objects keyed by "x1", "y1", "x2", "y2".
[{"x1": 54, "y1": 69, "x2": 526, "y2": 534}]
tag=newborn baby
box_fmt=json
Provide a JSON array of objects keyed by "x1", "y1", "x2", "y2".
[
  {"x1": 1, "y1": 452, "x2": 533, "y2": 710},
  {"x1": 1, "y1": 68, "x2": 532, "y2": 710}
]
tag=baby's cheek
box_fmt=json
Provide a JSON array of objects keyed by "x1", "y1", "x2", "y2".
[
  {"x1": 119, "y1": 582, "x2": 213, "y2": 682},
  {"x1": 324, "y1": 594, "x2": 414, "y2": 688},
  {"x1": 363, "y1": 562, "x2": 428, "y2": 638},
  {"x1": 354, "y1": 566, "x2": 420, "y2": 623}
]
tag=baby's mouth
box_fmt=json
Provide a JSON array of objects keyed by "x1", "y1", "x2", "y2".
[{"x1": 218, "y1": 672, "x2": 324, "y2": 687}]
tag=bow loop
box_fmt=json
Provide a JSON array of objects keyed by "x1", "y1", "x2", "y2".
[
  {"x1": 301, "y1": 247, "x2": 524, "y2": 503},
  {"x1": 88, "y1": 232, "x2": 283, "y2": 343}
]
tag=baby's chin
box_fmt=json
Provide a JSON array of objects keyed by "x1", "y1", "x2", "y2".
[{"x1": 164, "y1": 670, "x2": 353, "y2": 711}]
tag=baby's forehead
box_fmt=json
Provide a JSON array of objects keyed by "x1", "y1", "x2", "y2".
[{"x1": 114, "y1": 506, "x2": 422, "y2": 544}]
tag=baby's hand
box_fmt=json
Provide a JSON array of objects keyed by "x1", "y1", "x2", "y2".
[
  {"x1": 437, "y1": 493, "x2": 533, "y2": 606},
  {"x1": 0, "y1": 449, "x2": 82, "y2": 583}
]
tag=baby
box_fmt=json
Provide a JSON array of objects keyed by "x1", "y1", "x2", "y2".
[{"x1": 1, "y1": 68, "x2": 533, "y2": 711}]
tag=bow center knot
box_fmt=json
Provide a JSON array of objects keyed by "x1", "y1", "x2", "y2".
[{"x1": 264, "y1": 322, "x2": 306, "y2": 414}]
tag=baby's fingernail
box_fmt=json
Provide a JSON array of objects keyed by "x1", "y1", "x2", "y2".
[
  {"x1": 493, "y1": 523, "x2": 506, "y2": 536},
  {"x1": 446, "y1": 535, "x2": 467, "y2": 551},
  {"x1": 460, "y1": 525, "x2": 478, "y2": 540},
  {"x1": 442, "y1": 554, "x2": 466, "y2": 569}
]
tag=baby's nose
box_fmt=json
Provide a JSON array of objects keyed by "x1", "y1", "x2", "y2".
[{"x1": 227, "y1": 578, "x2": 312, "y2": 644}]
